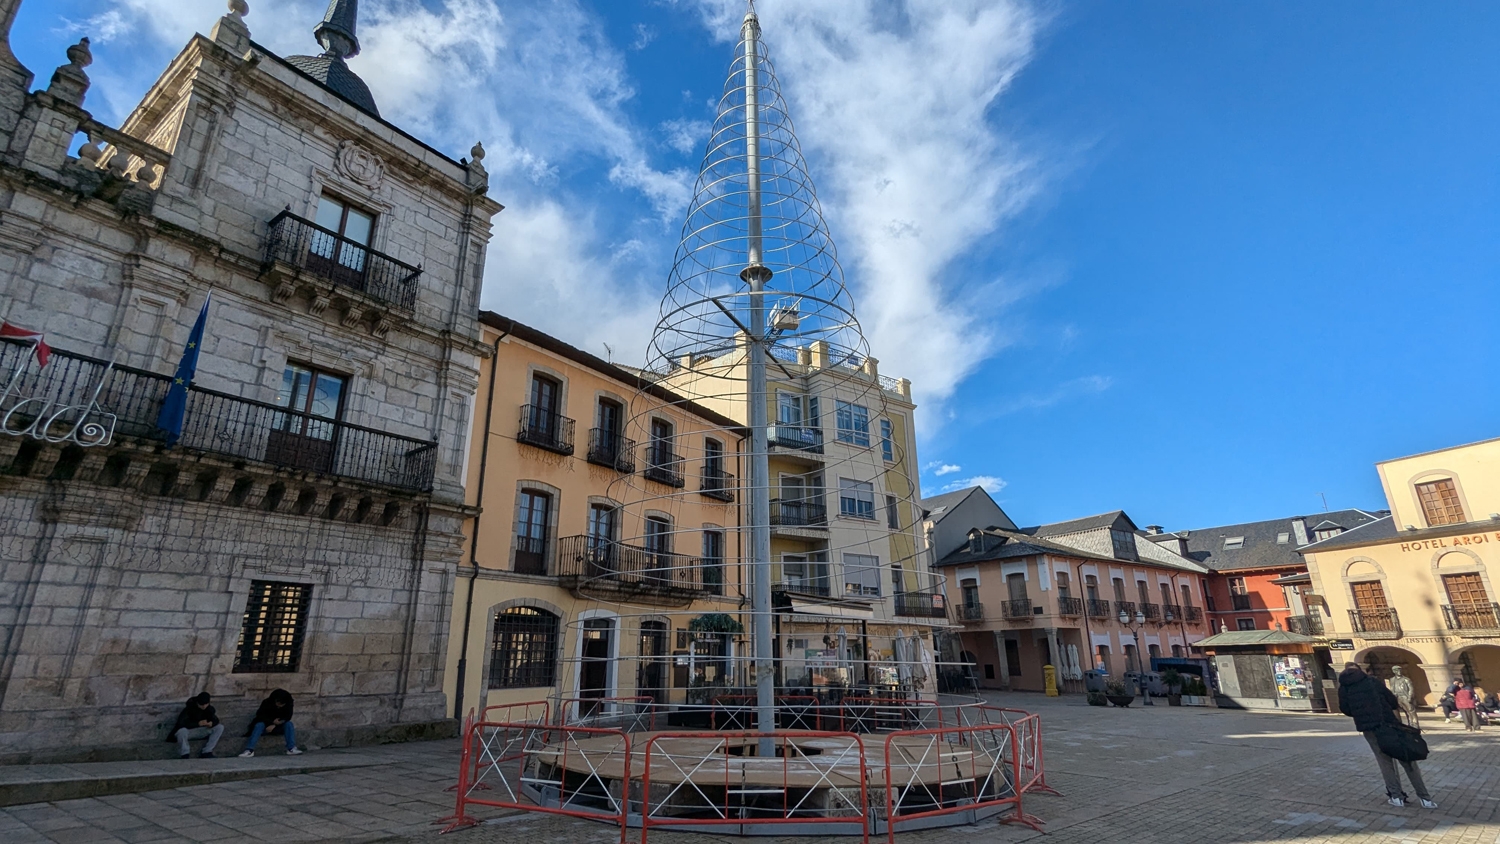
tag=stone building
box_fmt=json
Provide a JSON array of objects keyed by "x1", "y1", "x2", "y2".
[{"x1": 0, "y1": 0, "x2": 500, "y2": 761}]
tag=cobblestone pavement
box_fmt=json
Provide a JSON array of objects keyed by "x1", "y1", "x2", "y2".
[{"x1": 2, "y1": 694, "x2": 1497, "y2": 844}]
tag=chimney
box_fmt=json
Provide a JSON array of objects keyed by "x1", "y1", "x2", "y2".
[{"x1": 1145, "y1": 525, "x2": 1164, "y2": 535}]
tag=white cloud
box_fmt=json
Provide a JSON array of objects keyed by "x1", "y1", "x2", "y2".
[
  {"x1": 989, "y1": 375, "x2": 1113, "y2": 416},
  {"x1": 631, "y1": 22, "x2": 657, "y2": 51},
  {"x1": 661, "y1": 117, "x2": 710, "y2": 156},
  {"x1": 930, "y1": 463, "x2": 961, "y2": 476},
  {"x1": 942, "y1": 475, "x2": 1006, "y2": 494},
  {"x1": 680, "y1": 0, "x2": 1049, "y2": 418}
]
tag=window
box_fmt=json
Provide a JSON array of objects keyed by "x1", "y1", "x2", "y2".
[
  {"x1": 1148, "y1": 644, "x2": 1161, "y2": 662},
  {"x1": 649, "y1": 418, "x2": 674, "y2": 466},
  {"x1": 885, "y1": 495, "x2": 899, "y2": 530},
  {"x1": 1137, "y1": 581, "x2": 1150, "y2": 604},
  {"x1": 235, "y1": 581, "x2": 312, "y2": 673},
  {"x1": 1085, "y1": 575, "x2": 1099, "y2": 601},
  {"x1": 843, "y1": 553, "x2": 881, "y2": 597},
  {"x1": 1110, "y1": 529, "x2": 1137, "y2": 560},
  {"x1": 880, "y1": 418, "x2": 894, "y2": 462},
  {"x1": 961, "y1": 578, "x2": 980, "y2": 608},
  {"x1": 1228, "y1": 577, "x2": 1248, "y2": 595},
  {"x1": 1181, "y1": 583, "x2": 1194, "y2": 608},
  {"x1": 781, "y1": 553, "x2": 828, "y2": 595},
  {"x1": 1007, "y1": 573, "x2": 1028, "y2": 601},
  {"x1": 1443, "y1": 572, "x2": 1487, "y2": 606},
  {"x1": 644, "y1": 516, "x2": 672, "y2": 584},
  {"x1": 1056, "y1": 571, "x2": 1071, "y2": 599},
  {"x1": 702, "y1": 530, "x2": 725, "y2": 595},
  {"x1": 704, "y1": 438, "x2": 724, "y2": 474},
  {"x1": 489, "y1": 607, "x2": 559, "y2": 689},
  {"x1": 587, "y1": 503, "x2": 616, "y2": 552},
  {"x1": 1112, "y1": 577, "x2": 1127, "y2": 603},
  {"x1": 515, "y1": 489, "x2": 552, "y2": 575},
  {"x1": 310, "y1": 194, "x2": 375, "y2": 282},
  {"x1": 1170, "y1": 644, "x2": 1183, "y2": 657},
  {"x1": 1276, "y1": 532, "x2": 1290, "y2": 545},
  {"x1": 777, "y1": 391, "x2": 803, "y2": 426},
  {"x1": 1313, "y1": 526, "x2": 1343, "y2": 541},
  {"x1": 835, "y1": 401, "x2": 870, "y2": 446},
  {"x1": 1123, "y1": 643, "x2": 1139, "y2": 672},
  {"x1": 839, "y1": 478, "x2": 875, "y2": 520},
  {"x1": 1236, "y1": 618, "x2": 1257, "y2": 631},
  {"x1": 590, "y1": 398, "x2": 625, "y2": 466},
  {"x1": 1416, "y1": 479, "x2": 1465, "y2": 526},
  {"x1": 270, "y1": 363, "x2": 347, "y2": 471},
  {"x1": 522, "y1": 375, "x2": 565, "y2": 448},
  {"x1": 890, "y1": 563, "x2": 905, "y2": 595}
]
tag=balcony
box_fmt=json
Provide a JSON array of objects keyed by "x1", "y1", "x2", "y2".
[
  {"x1": 514, "y1": 536, "x2": 547, "y2": 576},
  {"x1": 1001, "y1": 598, "x2": 1035, "y2": 621},
  {"x1": 1348, "y1": 608, "x2": 1401, "y2": 639},
  {"x1": 642, "y1": 446, "x2": 684, "y2": 487},
  {"x1": 959, "y1": 603, "x2": 985, "y2": 623},
  {"x1": 1161, "y1": 603, "x2": 1182, "y2": 623},
  {"x1": 768, "y1": 425, "x2": 823, "y2": 455},
  {"x1": 263, "y1": 211, "x2": 421, "y2": 313},
  {"x1": 1086, "y1": 599, "x2": 1112, "y2": 619},
  {"x1": 894, "y1": 590, "x2": 948, "y2": 619},
  {"x1": 517, "y1": 405, "x2": 575, "y2": 456},
  {"x1": 700, "y1": 466, "x2": 736, "y2": 503},
  {"x1": 586, "y1": 428, "x2": 635, "y2": 473},
  {"x1": 1141, "y1": 602, "x2": 1161, "y2": 622},
  {"x1": 0, "y1": 341, "x2": 436, "y2": 490},
  {"x1": 1287, "y1": 614, "x2": 1325, "y2": 636},
  {"x1": 770, "y1": 498, "x2": 827, "y2": 528},
  {"x1": 775, "y1": 574, "x2": 832, "y2": 598},
  {"x1": 1056, "y1": 596, "x2": 1084, "y2": 617},
  {"x1": 1184, "y1": 606, "x2": 1204, "y2": 624},
  {"x1": 1231, "y1": 594, "x2": 1253, "y2": 611},
  {"x1": 1442, "y1": 603, "x2": 1500, "y2": 634},
  {"x1": 1114, "y1": 600, "x2": 1137, "y2": 618},
  {"x1": 555, "y1": 535, "x2": 707, "y2": 599}
]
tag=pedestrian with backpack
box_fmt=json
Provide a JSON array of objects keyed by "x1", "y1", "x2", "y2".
[{"x1": 1338, "y1": 663, "x2": 1437, "y2": 809}]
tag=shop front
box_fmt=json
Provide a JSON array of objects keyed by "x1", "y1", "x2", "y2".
[{"x1": 1193, "y1": 629, "x2": 1329, "y2": 711}]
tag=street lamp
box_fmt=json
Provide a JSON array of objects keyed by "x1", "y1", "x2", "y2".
[{"x1": 1118, "y1": 609, "x2": 1153, "y2": 706}]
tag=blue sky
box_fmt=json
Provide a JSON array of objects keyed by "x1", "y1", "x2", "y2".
[{"x1": 15, "y1": 1, "x2": 1499, "y2": 530}]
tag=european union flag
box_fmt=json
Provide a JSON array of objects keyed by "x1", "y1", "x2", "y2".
[{"x1": 156, "y1": 294, "x2": 211, "y2": 447}]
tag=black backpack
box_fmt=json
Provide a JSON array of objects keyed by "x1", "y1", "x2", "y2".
[{"x1": 1374, "y1": 720, "x2": 1429, "y2": 763}]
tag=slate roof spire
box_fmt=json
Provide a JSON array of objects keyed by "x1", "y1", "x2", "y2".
[{"x1": 315, "y1": 0, "x2": 360, "y2": 60}]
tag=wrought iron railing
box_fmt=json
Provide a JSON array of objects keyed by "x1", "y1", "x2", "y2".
[
  {"x1": 516, "y1": 405, "x2": 574, "y2": 456},
  {"x1": 586, "y1": 428, "x2": 635, "y2": 472},
  {"x1": 700, "y1": 466, "x2": 736, "y2": 502},
  {"x1": 959, "y1": 603, "x2": 985, "y2": 622},
  {"x1": 1287, "y1": 614, "x2": 1325, "y2": 636},
  {"x1": 642, "y1": 445, "x2": 684, "y2": 487},
  {"x1": 1114, "y1": 600, "x2": 1137, "y2": 618},
  {"x1": 1001, "y1": 598, "x2": 1035, "y2": 619},
  {"x1": 770, "y1": 498, "x2": 827, "y2": 527},
  {"x1": 1231, "y1": 594, "x2": 1253, "y2": 611},
  {"x1": 1086, "y1": 599, "x2": 1112, "y2": 618},
  {"x1": 555, "y1": 535, "x2": 705, "y2": 595},
  {"x1": 0, "y1": 341, "x2": 436, "y2": 490},
  {"x1": 1162, "y1": 603, "x2": 1182, "y2": 622},
  {"x1": 1348, "y1": 608, "x2": 1400, "y2": 636},
  {"x1": 1141, "y1": 602, "x2": 1161, "y2": 621},
  {"x1": 768, "y1": 424, "x2": 823, "y2": 454},
  {"x1": 894, "y1": 590, "x2": 947, "y2": 619},
  {"x1": 1056, "y1": 596, "x2": 1084, "y2": 616},
  {"x1": 775, "y1": 573, "x2": 832, "y2": 597},
  {"x1": 1443, "y1": 603, "x2": 1500, "y2": 631},
  {"x1": 263, "y1": 211, "x2": 421, "y2": 311}
]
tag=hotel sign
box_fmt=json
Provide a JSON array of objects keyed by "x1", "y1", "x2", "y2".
[{"x1": 1399, "y1": 534, "x2": 1497, "y2": 553}]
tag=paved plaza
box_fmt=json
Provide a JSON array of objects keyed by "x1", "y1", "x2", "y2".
[{"x1": 1, "y1": 692, "x2": 1497, "y2": 844}]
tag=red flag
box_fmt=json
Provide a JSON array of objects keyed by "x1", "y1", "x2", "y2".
[{"x1": 0, "y1": 322, "x2": 51, "y2": 367}]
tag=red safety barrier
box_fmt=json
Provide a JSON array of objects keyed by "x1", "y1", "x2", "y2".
[
  {"x1": 639, "y1": 730, "x2": 870, "y2": 844},
  {"x1": 480, "y1": 699, "x2": 550, "y2": 725},
  {"x1": 708, "y1": 695, "x2": 819, "y2": 730},
  {"x1": 974, "y1": 707, "x2": 1061, "y2": 796},
  {"x1": 836, "y1": 697, "x2": 941, "y2": 733},
  {"x1": 879, "y1": 721, "x2": 1041, "y2": 843},
  {"x1": 557, "y1": 696, "x2": 657, "y2": 730},
  {"x1": 439, "y1": 717, "x2": 631, "y2": 841}
]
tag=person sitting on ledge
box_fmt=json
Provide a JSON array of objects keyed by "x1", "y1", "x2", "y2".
[
  {"x1": 240, "y1": 689, "x2": 302, "y2": 757},
  {"x1": 168, "y1": 693, "x2": 223, "y2": 759}
]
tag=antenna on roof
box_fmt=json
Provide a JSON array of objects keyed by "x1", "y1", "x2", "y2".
[
  {"x1": 1318, "y1": 492, "x2": 1329, "y2": 512},
  {"x1": 602, "y1": 342, "x2": 613, "y2": 363}
]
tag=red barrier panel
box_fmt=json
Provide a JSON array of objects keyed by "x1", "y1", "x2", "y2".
[
  {"x1": 879, "y1": 722, "x2": 1041, "y2": 844},
  {"x1": 974, "y1": 707, "x2": 1060, "y2": 796},
  {"x1": 440, "y1": 719, "x2": 630, "y2": 841},
  {"x1": 639, "y1": 730, "x2": 870, "y2": 844}
]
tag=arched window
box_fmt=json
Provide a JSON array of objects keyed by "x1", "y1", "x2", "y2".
[{"x1": 490, "y1": 607, "x2": 559, "y2": 689}]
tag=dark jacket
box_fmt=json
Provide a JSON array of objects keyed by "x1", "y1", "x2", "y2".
[
  {"x1": 166, "y1": 699, "x2": 220, "y2": 741},
  {"x1": 244, "y1": 690, "x2": 295, "y2": 736},
  {"x1": 1338, "y1": 666, "x2": 1400, "y2": 732}
]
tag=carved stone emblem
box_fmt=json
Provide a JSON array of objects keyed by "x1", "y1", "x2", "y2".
[{"x1": 335, "y1": 140, "x2": 384, "y2": 190}]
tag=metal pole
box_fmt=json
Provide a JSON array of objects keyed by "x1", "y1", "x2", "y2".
[{"x1": 741, "y1": 7, "x2": 776, "y2": 756}]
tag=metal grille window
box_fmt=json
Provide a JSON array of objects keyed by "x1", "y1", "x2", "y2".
[
  {"x1": 235, "y1": 581, "x2": 312, "y2": 673},
  {"x1": 834, "y1": 401, "x2": 870, "y2": 446},
  {"x1": 489, "y1": 607, "x2": 560, "y2": 689},
  {"x1": 1416, "y1": 479, "x2": 1465, "y2": 526}
]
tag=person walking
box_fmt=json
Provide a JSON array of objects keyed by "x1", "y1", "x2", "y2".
[
  {"x1": 168, "y1": 693, "x2": 223, "y2": 759},
  {"x1": 1338, "y1": 663, "x2": 1437, "y2": 809},
  {"x1": 1454, "y1": 681, "x2": 1481, "y2": 732},
  {"x1": 239, "y1": 689, "x2": 302, "y2": 757}
]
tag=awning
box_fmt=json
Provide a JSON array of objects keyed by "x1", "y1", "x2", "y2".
[{"x1": 787, "y1": 600, "x2": 875, "y2": 621}]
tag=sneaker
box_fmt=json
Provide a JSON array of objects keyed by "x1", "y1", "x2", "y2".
[
  {"x1": 198, "y1": 751, "x2": 215, "y2": 759},
  {"x1": 1420, "y1": 799, "x2": 1438, "y2": 809},
  {"x1": 1388, "y1": 797, "x2": 1405, "y2": 808},
  {"x1": 238, "y1": 750, "x2": 255, "y2": 758},
  {"x1": 286, "y1": 747, "x2": 303, "y2": 756}
]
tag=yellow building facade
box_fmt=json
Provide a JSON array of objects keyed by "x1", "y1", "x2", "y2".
[
  {"x1": 444, "y1": 313, "x2": 748, "y2": 719},
  {"x1": 1302, "y1": 437, "x2": 1500, "y2": 705}
]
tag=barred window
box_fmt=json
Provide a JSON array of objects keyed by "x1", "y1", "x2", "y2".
[
  {"x1": 490, "y1": 607, "x2": 560, "y2": 689},
  {"x1": 234, "y1": 581, "x2": 312, "y2": 673}
]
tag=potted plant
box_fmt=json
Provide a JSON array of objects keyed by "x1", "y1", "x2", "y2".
[
  {"x1": 1086, "y1": 689, "x2": 1108, "y2": 707},
  {"x1": 1104, "y1": 678, "x2": 1135, "y2": 708},
  {"x1": 1162, "y1": 668, "x2": 1183, "y2": 706}
]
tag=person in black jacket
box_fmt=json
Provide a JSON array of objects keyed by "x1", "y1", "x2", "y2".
[
  {"x1": 1338, "y1": 663, "x2": 1436, "y2": 808},
  {"x1": 167, "y1": 693, "x2": 223, "y2": 759},
  {"x1": 239, "y1": 689, "x2": 301, "y2": 757}
]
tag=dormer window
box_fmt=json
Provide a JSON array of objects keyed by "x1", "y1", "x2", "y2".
[
  {"x1": 968, "y1": 531, "x2": 983, "y2": 554},
  {"x1": 1416, "y1": 478, "x2": 1465, "y2": 527},
  {"x1": 1223, "y1": 536, "x2": 1245, "y2": 550},
  {"x1": 1313, "y1": 526, "x2": 1344, "y2": 542}
]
